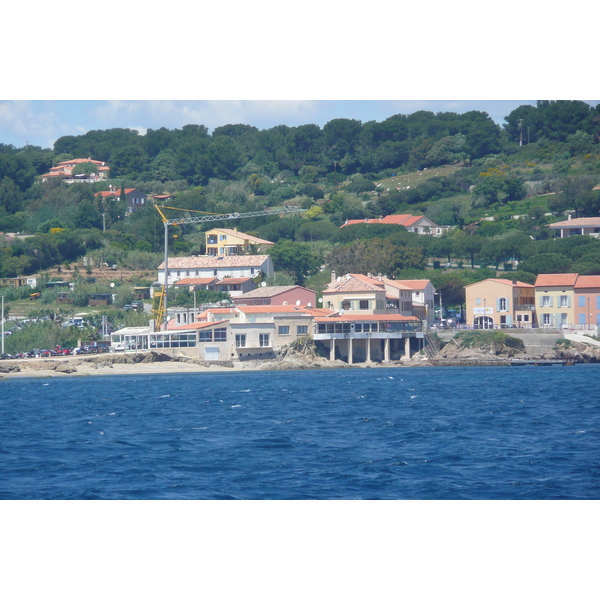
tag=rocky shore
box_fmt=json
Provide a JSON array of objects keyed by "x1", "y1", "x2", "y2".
[{"x1": 1, "y1": 333, "x2": 599, "y2": 379}]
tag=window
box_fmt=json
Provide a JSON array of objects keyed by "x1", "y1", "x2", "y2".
[
  {"x1": 259, "y1": 333, "x2": 270, "y2": 347},
  {"x1": 359, "y1": 300, "x2": 369, "y2": 310},
  {"x1": 297, "y1": 325, "x2": 308, "y2": 335},
  {"x1": 278, "y1": 326, "x2": 290, "y2": 335},
  {"x1": 199, "y1": 330, "x2": 213, "y2": 342},
  {"x1": 558, "y1": 295, "x2": 569, "y2": 308},
  {"x1": 499, "y1": 297, "x2": 507, "y2": 311},
  {"x1": 579, "y1": 296, "x2": 586, "y2": 307},
  {"x1": 541, "y1": 295, "x2": 552, "y2": 307},
  {"x1": 341, "y1": 300, "x2": 351, "y2": 310},
  {"x1": 543, "y1": 314, "x2": 551, "y2": 325},
  {"x1": 476, "y1": 298, "x2": 481, "y2": 305},
  {"x1": 214, "y1": 328, "x2": 227, "y2": 342},
  {"x1": 235, "y1": 334, "x2": 246, "y2": 348}
]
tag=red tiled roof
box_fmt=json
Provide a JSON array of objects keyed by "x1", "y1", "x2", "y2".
[
  {"x1": 217, "y1": 277, "x2": 253, "y2": 284},
  {"x1": 575, "y1": 275, "x2": 600, "y2": 289},
  {"x1": 549, "y1": 217, "x2": 600, "y2": 228},
  {"x1": 173, "y1": 277, "x2": 218, "y2": 286},
  {"x1": 168, "y1": 319, "x2": 229, "y2": 330},
  {"x1": 535, "y1": 274, "x2": 579, "y2": 287}
]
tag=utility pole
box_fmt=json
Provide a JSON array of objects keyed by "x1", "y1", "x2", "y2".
[
  {"x1": 518, "y1": 119, "x2": 523, "y2": 146},
  {"x1": 1, "y1": 296, "x2": 4, "y2": 355},
  {"x1": 154, "y1": 205, "x2": 306, "y2": 331}
]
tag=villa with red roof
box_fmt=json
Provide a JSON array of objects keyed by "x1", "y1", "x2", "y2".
[
  {"x1": 341, "y1": 214, "x2": 449, "y2": 236},
  {"x1": 42, "y1": 158, "x2": 110, "y2": 183}
]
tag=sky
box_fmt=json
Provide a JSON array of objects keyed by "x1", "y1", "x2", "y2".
[
  {"x1": 0, "y1": 99, "x2": 560, "y2": 149},
  {"x1": 2, "y1": 5, "x2": 597, "y2": 151}
]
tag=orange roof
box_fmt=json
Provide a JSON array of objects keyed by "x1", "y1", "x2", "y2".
[
  {"x1": 384, "y1": 278, "x2": 429, "y2": 291},
  {"x1": 574, "y1": 275, "x2": 600, "y2": 289},
  {"x1": 173, "y1": 277, "x2": 218, "y2": 286},
  {"x1": 217, "y1": 277, "x2": 253, "y2": 284},
  {"x1": 549, "y1": 217, "x2": 600, "y2": 228},
  {"x1": 466, "y1": 278, "x2": 534, "y2": 289},
  {"x1": 168, "y1": 319, "x2": 228, "y2": 330},
  {"x1": 236, "y1": 305, "x2": 329, "y2": 316},
  {"x1": 535, "y1": 274, "x2": 579, "y2": 287}
]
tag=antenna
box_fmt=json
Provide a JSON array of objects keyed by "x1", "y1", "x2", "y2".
[
  {"x1": 296, "y1": 300, "x2": 301, "y2": 306},
  {"x1": 307, "y1": 302, "x2": 312, "y2": 308}
]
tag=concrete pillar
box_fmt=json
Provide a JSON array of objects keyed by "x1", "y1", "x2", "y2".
[
  {"x1": 383, "y1": 338, "x2": 390, "y2": 362},
  {"x1": 366, "y1": 337, "x2": 371, "y2": 363},
  {"x1": 330, "y1": 338, "x2": 336, "y2": 361},
  {"x1": 404, "y1": 336, "x2": 411, "y2": 359},
  {"x1": 348, "y1": 338, "x2": 353, "y2": 364}
]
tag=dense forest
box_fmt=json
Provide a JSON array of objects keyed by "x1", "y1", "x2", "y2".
[{"x1": 1, "y1": 100, "x2": 600, "y2": 312}]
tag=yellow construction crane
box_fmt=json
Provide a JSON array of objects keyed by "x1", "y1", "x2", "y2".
[{"x1": 153, "y1": 204, "x2": 306, "y2": 330}]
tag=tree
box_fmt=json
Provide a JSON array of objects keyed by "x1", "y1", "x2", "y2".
[
  {"x1": 548, "y1": 176, "x2": 596, "y2": 217},
  {"x1": 74, "y1": 199, "x2": 103, "y2": 230},
  {"x1": 71, "y1": 161, "x2": 98, "y2": 177},
  {"x1": 267, "y1": 241, "x2": 321, "y2": 285}
]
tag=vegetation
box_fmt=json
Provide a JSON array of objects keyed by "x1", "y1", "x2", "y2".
[{"x1": 1, "y1": 100, "x2": 600, "y2": 326}]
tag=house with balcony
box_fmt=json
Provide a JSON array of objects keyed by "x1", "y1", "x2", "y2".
[
  {"x1": 157, "y1": 255, "x2": 273, "y2": 286},
  {"x1": 464, "y1": 279, "x2": 536, "y2": 329},
  {"x1": 214, "y1": 277, "x2": 256, "y2": 297},
  {"x1": 548, "y1": 217, "x2": 600, "y2": 238},
  {"x1": 534, "y1": 273, "x2": 578, "y2": 329},
  {"x1": 204, "y1": 228, "x2": 274, "y2": 256}
]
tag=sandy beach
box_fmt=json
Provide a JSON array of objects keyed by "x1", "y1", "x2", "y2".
[{"x1": 0, "y1": 351, "x2": 401, "y2": 379}]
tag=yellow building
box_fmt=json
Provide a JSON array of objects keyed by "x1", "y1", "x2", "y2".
[
  {"x1": 534, "y1": 273, "x2": 578, "y2": 328},
  {"x1": 464, "y1": 278, "x2": 536, "y2": 329},
  {"x1": 204, "y1": 228, "x2": 274, "y2": 256}
]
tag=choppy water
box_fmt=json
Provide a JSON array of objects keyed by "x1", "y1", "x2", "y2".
[{"x1": 1, "y1": 365, "x2": 599, "y2": 499}]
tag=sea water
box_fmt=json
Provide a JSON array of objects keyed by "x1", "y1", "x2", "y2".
[{"x1": 1, "y1": 365, "x2": 599, "y2": 499}]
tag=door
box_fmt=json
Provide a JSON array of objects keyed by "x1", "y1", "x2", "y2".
[{"x1": 204, "y1": 347, "x2": 219, "y2": 361}]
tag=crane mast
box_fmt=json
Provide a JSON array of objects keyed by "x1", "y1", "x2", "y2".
[{"x1": 154, "y1": 204, "x2": 306, "y2": 330}]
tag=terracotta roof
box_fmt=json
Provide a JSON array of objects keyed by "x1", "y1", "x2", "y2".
[
  {"x1": 535, "y1": 274, "x2": 579, "y2": 287},
  {"x1": 314, "y1": 314, "x2": 419, "y2": 322},
  {"x1": 574, "y1": 275, "x2": 600, "y2": 289},
  {"x1": 159, "y1": 255, "x2": 271, "y2": 270},
  {"x1": 235, "y1": 285, "x2": 310, "y2": 298},
  {"x1": 208, "y1": 228, "x2": 274, "y2": 245},
  {"x1": 324, "y1": 275, "x2": 385, "y2": 293},
  {"x1": 168, "y1": 319, "x2": 228, "y2": 331},
  {"x1": 465, "y1": 278, "x2": 534, "y2": 289},
  {"x1": 173, "y1": 277, "x2": 218, "y2": 286},
  {"x1": 383, "y1": 278, "x2": 428, "y2": 291},
  {"x1": 549, "y1": 217, "x2": 600, "y2": 228},
  {"x1": 341, "y1": 214, "x2": 439, "y2": 228},
  {"x1": 196, "y1": 308, "x2": 240, "y2": 321},
  {"x1": 217, "y1": 277, "x2": 253, "y2": 284},
  {"x1": 236, "y1": 305, "x2": 329, "y2": 315}
]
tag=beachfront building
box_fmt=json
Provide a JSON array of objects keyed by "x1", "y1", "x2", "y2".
[
  {"x1": 157, "y1": 255, "x2": 274, "y2": 286},
  {"x1": 534, "y1": 273, "x2": 578, "y2": 329},
  {"x1": 573, "y1": 275, "x2": 600, "y2": 333},
  {"x1": 204, "y1": 228, "x2": 274, "y2": 256},
  {"x1": 313, "y1": 313, "x2": 422, "y2": 363},
  {"x1": 464, "y1": 278, "x2": 536, "y2": 329},
  {"x1": 233, "y1": 285, "x2": 317, "y2": 307}
]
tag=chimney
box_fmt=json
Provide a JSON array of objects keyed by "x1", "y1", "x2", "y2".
[
  {"x1": 568, "y1": 214, "x2": 572, "y2": 220},
  {"x1": 331, "y1": 270, "x2": 336, "y2": 283},
  {"x1": 378, "y1": 273, "x2": 382, "y2": 280}
]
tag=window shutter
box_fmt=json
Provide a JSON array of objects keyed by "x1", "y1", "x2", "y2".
[
  {"x1": 506, "y1": 297, "x2": 510, "y2": 312},
  {"x1": 496, "y1": 298, "x2": 500, "y2": 311},
  {"x1": 506, "y1": 315, "x2": 513, "y2": 326},
  {"x1": 549, "y1": 297, "x2": 553, "y2": 307},
  {"x1": 567, "y1": 296, "x2": 571, "y2": 308}
]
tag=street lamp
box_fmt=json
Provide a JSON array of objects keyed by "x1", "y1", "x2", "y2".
[{"x1": 483, "y1": 298, "x2": 487, "y2": 329}]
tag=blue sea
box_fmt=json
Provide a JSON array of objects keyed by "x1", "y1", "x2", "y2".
[{"x1": 1, "y1": 365, "x2": 599, "y2": 500}]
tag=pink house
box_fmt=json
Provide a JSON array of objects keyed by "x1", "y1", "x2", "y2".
[{"x1": 573, "y1": 275, "x2": 600, "y2": 330}]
